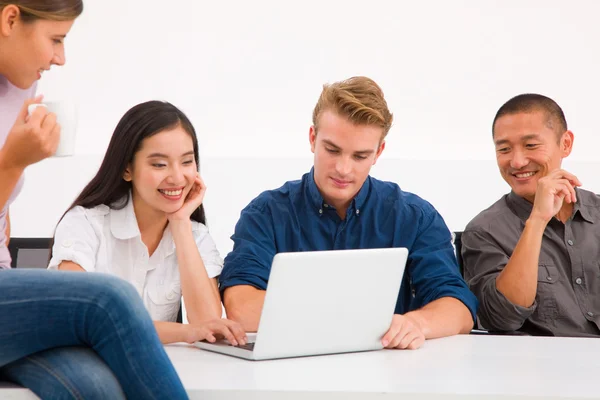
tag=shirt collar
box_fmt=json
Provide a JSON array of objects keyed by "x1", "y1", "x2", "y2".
[
  {"x1": 507, "y1": 188, "x2": 595, "y2": 224},
  {"x1": 110, "y1": 195, "x2": 141, "y2": 240},
  {"x1": 109, "y1": 194, "x2": 182, "y2": 257},
  {"x1": 574, "y1": 188, "x2": 596, "y2": 223},
  {"x1": 307, "y1": 167, "x2": 325, "y2": 211},
  {"x1": 306, "y1": 167, "x2": 371, "y2": 215}
]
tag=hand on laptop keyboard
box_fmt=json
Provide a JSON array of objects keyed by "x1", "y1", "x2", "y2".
[{"x1": 187, "y1": 318, "x2": 247, "y2": 346}]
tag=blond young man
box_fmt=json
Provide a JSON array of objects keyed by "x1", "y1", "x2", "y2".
[{"x1": 220, "y1": 77, "x2": 476, "y2": 349}]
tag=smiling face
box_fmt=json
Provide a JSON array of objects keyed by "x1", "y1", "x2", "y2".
[
  {"x1": 493, "y1": 110, "x2": 574, "y2": 202},
  {"x1": 124, "y1": 125, "x2": 198, "y2": 217},
  {"x1": 0, "y1": 6, "x2": 73, "y2": 89},
  {"x1": 310, "y1": 110, "x2": 385, "y2": 211}
]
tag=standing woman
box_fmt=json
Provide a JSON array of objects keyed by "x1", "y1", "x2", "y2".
[{"x1": 0, "y1": 1, "x2": 188, "y2": 399}]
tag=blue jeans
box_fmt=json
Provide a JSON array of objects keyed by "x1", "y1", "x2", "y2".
[{"x1": 0, "y1": 269, "x2": 188, "y2": 400}]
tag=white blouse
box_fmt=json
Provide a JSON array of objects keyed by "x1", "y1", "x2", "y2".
[{"x1": 48, "y1": 197, "x2": 223, "y2": 322}]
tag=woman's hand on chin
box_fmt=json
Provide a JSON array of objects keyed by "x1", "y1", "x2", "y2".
[{"x1": 167, "y1": 173, "x2": 206, "y2": 222}]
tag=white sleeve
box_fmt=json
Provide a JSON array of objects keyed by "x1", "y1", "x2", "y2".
[
  {"x1": 48, "y1": 206, "x2": 99, "y2": 271},
  {"x1": 194, "y1": 223, "x2": 223, "y2": 278}
]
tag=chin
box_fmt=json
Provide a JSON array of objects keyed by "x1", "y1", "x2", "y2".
[{"x1": 11, "y1": 78, "x2": 34, "y2": 90}]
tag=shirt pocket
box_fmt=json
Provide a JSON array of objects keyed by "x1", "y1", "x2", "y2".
[
  {"x1": 536, "y1": 263, "x2": 560, "y2": 323},
  {"x1": 147, "y1": 282, "x2": 181, "y2": 322}
]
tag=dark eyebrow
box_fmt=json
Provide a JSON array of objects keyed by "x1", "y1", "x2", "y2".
[
  {"x1": 147, "y1": 151, "x2": 194, "y2": 159},
  {"x1": 521, "y1": 134, "x2": 542, "y2": 142},
  {"x1": 494, "y1": 134, "x2": 542, "y2": 146},
  {"x1": 322, "y1": 139, "x2": 374, "y2": 155}
]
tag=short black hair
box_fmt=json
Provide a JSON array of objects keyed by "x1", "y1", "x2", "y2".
[{"x1": 492, "y1": 93, "x2": 567, "y2": 138}]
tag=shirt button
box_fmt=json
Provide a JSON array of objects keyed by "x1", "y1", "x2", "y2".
[
  {"x1": 356, "y1": 209, "x2": 360, "y2": 215},
  {"x1": 588, "y1": 311, "x2": 594, "y2": 317},
  {"x1": 576, "y1": 278, "x2": 582, "y2": 285},
  {"x1": 567, "y1": 240, "x2": 574, "y2": 246},
  {"x1": 319, "y1": 209, "x2": 323, "y2": 214},
  {"x1": 324, "y1": 204, "x2": 329, "y2": 208},
  {"x1": 62, "y1": 240, "x2": 73, "y2": 248},
  {"x1": 546, "y1": 276, "x2": 553, "y2": 281}
]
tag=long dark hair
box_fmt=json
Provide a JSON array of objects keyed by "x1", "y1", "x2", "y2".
[{"x1": 62, "y1": 100, "x2": 206, "y2": 226}]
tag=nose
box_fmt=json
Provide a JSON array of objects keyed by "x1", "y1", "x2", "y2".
[
  {"x1": 510, "y1": 148, "x2": 529, "y2": 170},
  {"x1": 166, "y1": 164, "x2": 185, "y2": 184},
  {"x1": 52, "y1": 47, "x2": 66, "y2": 66},
  {"x1": 335, "y1": 156, "x2": 352, "y2": 177}
]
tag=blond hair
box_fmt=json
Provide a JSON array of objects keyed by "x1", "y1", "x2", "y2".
[
  {"x1": 312, "y1": 76, "x2": 393, "y2": 140},
  {"x1": 0, "y1": 0, "x2": 83, "y2": 22}
]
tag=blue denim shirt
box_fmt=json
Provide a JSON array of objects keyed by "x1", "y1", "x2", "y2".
[{"x1": 220, "y1": 169, "x2": 478, "y2": 320}]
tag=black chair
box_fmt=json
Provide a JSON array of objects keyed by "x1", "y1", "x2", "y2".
[
  {"x1": 8, "y1": 237, "x2": 53, "y2": 269},
  {"x1": 452, "y1": 231, "x2": 464, "y2": 277}
]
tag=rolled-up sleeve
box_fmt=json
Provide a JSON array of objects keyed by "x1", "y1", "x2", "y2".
[
  {"x1": 48, "y1": 207, "x2": 99, "y2": 271},
  {"x1": 462, "y1": 229, "x2": 536, "y2": 331},
  {"x1": 407, "y1": 207, "x2": 478, "y2": 322},
  {"x1": 219, "y1": 200, "x2": 276, "y2": 292},
  {"x1": 194, "y1": 223, "x2": 223, "y2": 279}
]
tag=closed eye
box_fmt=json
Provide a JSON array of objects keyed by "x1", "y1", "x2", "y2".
[{"x1": 325, "y1": 148, "x2": 339, "y2": 154}]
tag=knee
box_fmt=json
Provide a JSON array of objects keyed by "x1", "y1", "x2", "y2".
[
  {"x1": 1, "y1": 347, "x2": 126, "y2": 400},
  {"x1": 93, "y1": 275, "x2": 146, "y2": 313}
]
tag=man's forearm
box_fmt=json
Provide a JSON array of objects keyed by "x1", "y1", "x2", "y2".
[
  {"x1": 223, "y1": 285, "x2": 265, "y2": 332},
  {"x1": 406, "y1": 297, "x2": 473, "y2": 339},
  {"x1": 496, "y1": 216, "x2": 547, "y2": 307}
]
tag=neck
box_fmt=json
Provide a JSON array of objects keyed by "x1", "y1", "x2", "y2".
[
  {"x1": 131, "y1": 195, "x2": 168, "y2": 239},
  {"x1": 0, "y1": 42, "x2": 8, "y2": 76}
]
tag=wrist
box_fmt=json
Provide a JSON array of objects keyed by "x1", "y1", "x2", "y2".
[
  {"x1": 169, "y1": 218, "x2": 193, "y2": 232},
  {"x1": 183, "y1": 324, "x2": 195, "y2": 343},
  {"x1": 0, "y1": 149, "x2": 25, "y2": 175},
  {"x1": 526, "y1": 213, "x2": 550, "y2": 229},
  {"x1": 404, "y1": 311, "x2": 427, "y2": 333}
]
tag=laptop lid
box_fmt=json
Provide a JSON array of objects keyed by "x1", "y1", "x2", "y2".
[{"x1": 250, "y1": 247, "x2": 408, "y2": 360}]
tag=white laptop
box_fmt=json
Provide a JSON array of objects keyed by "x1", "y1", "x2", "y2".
[{"x1": 195, "y1": 247, "x2": 408, "y2": 361}]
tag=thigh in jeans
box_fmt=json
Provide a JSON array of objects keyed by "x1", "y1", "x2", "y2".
[{"x1": 0, "y1": 346, "x2": 126, "y2": 400}]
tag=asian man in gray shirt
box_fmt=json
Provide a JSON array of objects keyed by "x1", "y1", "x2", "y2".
[{"x1": 462, "y1": 94, "x2": 600, "y2": 337}]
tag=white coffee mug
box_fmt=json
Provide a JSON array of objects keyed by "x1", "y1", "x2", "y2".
[{"x1": 27, "y1": 101, "x2": 77, "y2": 157}]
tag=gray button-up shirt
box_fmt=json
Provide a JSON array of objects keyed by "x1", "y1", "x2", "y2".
[{"x1": 462, "y1": 188, "x2": 600, "y2": 337}]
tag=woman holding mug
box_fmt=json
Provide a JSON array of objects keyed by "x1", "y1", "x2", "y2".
[{"x1": 0, "y1": 1, "x2": 189, "y2": 398}]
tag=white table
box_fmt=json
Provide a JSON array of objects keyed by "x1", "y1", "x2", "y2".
[{"x1": 3, "y1": 335, "x2": 600, "y2": 399}]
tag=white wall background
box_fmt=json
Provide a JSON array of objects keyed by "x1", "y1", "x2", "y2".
[{"x1": 10, "y1": 0, "x2": 600, "y2": 257}]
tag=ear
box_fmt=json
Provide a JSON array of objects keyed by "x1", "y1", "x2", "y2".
[
  {"x1": 373, "y1": 141, "x2": 386, "y2": 165},
  {"x1": 0, "y1": 5, "x2": 20, "y2": 37},
  {"x1": 123, "y1": 165, "x2": 133, "y2": 182},
  {"x1": 560, "y1": 130, "x2": 574, "y2": 158},
  {"x1": 309, "y1": 126, "x2": 317, "y2": 154}
]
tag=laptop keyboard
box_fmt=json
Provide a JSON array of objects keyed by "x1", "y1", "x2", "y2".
[{"x1": 235, "y1": 342, "x2": 255, "y2": 351}]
